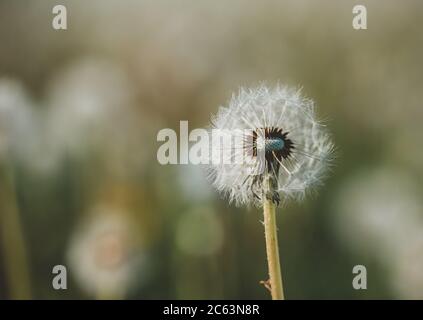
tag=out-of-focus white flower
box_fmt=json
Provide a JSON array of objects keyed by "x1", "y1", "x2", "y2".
[
  {"x1": 0, "y1": 78, "x2": 36, "y2": 158},
  {"x1": 67, "y1": 206, "x2": 142, "y2": 298},
  {"x1": 46, "y1": 57, "x2": 135, "y2": 157},
  {"x1": 207, "y1": 84, "x2": 333, "y2": 207},
  {"x1": 176, "y1": 206, "x2": 224, "y2": 256},
  {"x1": 333, "y1": 167, "x2": 423, "y2": 298},
  {"x1": 390, "y1": 232, "x2": 423, "y2": 299},
  {"x1": 44, "y1": 57, "x2": 159, "y2": 177},
  {"x1": 0, "y1": 78, "x2": 56, "y2": 173},
  {"x1": 333, "y1": 168, "x2": 423, "y2": 257}
]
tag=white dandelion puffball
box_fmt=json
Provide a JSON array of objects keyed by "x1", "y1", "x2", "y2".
[{"x1": 208, "y1": 85, "x2": 333, "y2": 207}]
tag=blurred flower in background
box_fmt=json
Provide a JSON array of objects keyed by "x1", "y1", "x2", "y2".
[
  {"x1": 44, "y1": 56, "x2": 161, "y2": 178},
  {"x1": 67, "y1": 205, "x2": 143, "y2": 299},
  {"x1": 0, "y1": 79, "x2": 39, "y2": 163},
  {"x1": 333, "y1": 167, "x2": 423, "y2": 298},
  {"x1": 390, "y1": 232, "x2": 423, "y2": 299},
  {"x1": 46, "y1": 57, "x2": 135, "y2": 157}
]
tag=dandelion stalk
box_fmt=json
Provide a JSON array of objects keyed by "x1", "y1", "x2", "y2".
[{"x1": 263, "y1": 194, "x2": 284, "y2": 300}]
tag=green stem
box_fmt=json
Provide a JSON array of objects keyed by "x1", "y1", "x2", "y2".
[{"x1": 262, "y1": 197, "x2": 284, "y2": 300}]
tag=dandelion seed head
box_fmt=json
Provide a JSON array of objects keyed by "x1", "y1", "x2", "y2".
[{"x1": 207, "y1": 84, "x2": 334, "y2": 207}]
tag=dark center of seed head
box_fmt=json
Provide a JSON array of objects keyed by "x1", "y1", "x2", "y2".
[{"x1": 265, "y1": 137, "x2": 285, "y2": 153}]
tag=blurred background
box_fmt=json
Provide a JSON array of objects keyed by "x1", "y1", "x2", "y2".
[{"x1": 0, "y1": 0, "x2": 422, "y2": 299}]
